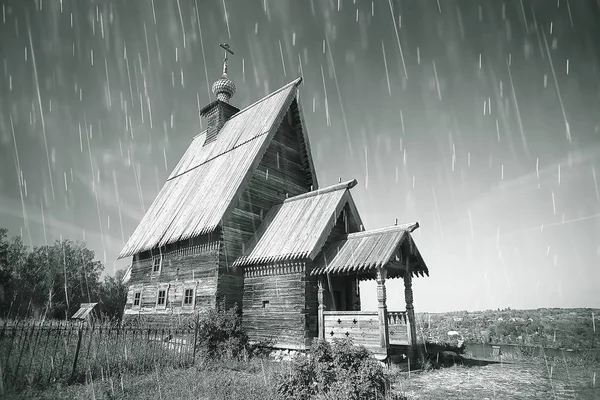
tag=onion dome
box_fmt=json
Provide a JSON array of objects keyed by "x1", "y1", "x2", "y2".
[
  {"x1": 212, "y1": 44, "x2": 236, "y2": 103},
  {"x1": 212, "y1": 73, "x2": 236, "y2": 103}
]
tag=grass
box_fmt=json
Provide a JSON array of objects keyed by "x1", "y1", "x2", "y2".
[
  {"x1": 5, "y1": 358, "x2": 282, "y2": 400},
  {"x1": 5, "y1": 353, "x2": 597, "y2": 399},
  {"x1": 394, "y1": 357, "x2": 599, "y2": 399}
]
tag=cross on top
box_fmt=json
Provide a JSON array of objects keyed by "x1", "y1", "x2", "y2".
[{"x1": 219, "y1": 43, "x2": 234, "y2": 75}]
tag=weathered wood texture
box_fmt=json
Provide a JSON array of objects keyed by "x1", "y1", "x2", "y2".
[
  {"x1": 323, "y1": 275, "x2": 359, "y2": 312},
  {"x1": 200, "y1": 100, "x2": 240, "y2": 145},
  {"x1": 242, "y1": 263, "x2": 311, "y2": 349},
  {"x1": 323, "y1": 311, "x2": 382, "y2": 350},
  {"x1": 122, "y1": 235, "x2": 220, "y2": 329},
  {"x1": 222, "y1": 106, "x2": 313, "y2": 263}
]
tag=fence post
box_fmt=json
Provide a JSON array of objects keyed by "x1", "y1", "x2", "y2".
[
  {"x1": 192, "y1": 314, "x2": 199, "y2": 366},
  {"x1": 0, "y1": 361, "x2": 4, "y2": 396},
  {"x1": 69, "y1": 328, "x2": 84, "y2": 384}
]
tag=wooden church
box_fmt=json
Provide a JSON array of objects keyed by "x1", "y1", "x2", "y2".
[{"x1": 119, "y1": 45, "x2": 430, "y2": 358}]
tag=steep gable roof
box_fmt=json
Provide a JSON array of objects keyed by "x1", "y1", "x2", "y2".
[
  {"x1": 119, "y1": 78, "x2": 315, "y2": 258},
  {"x1": 232, "y1": 179, "x2": 363, "y2": 267}
]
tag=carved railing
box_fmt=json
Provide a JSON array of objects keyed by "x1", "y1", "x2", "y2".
[
  {"x1": 322, "y1": 310, "x2": 410, "y2": 348},
  {"x1": 387, "y1": 310, "x2": 410, "y2": 345},
  {"x1": 323, "y1": 311, "x2": 379, "y2": 348}
]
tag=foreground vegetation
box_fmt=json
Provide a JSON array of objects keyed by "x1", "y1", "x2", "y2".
[
  {"x1": 1, "y1": 302, "x2": 400, "y2": 399},
  {"x1": 7, "y1": 345, "x2": 599, "y2": 399}
]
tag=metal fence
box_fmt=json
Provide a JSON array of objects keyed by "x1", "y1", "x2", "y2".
[{"x1": 0, "y1": 320, "x2": 197, "y2": 393}]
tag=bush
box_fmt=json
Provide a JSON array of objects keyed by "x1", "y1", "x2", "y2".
[
  {"x1": 276, "y1": 339, "x2": 392, "y2": 400},
  {"x1": 195, "y1": 300, "x2": 249, "y2": 361}
]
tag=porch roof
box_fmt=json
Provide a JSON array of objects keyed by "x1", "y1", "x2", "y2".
[
  {"x1": 232, "y1": 179, "x2": 363, "y2": 267},
  {"x1": 310, "y1": 222, "x2": 429, "y2": 278}
]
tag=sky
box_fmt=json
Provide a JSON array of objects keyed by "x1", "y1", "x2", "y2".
[{"x1": 0, "y1": 0, "x2": 599, "y2": 313}]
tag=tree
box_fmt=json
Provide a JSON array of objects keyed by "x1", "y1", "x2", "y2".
[
  {"x1": 0, "y1": 228, "x2": 107, "y2": 319},
  {"x1": 98, "y1": 269, "x2": 128, "y2": 321},
  {"x1": 0, "y1": 229, "x2": 29, "y2": 317}
]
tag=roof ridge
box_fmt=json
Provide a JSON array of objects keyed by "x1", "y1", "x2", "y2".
[
  {"x1": 229, "y1": 77, "x2": 303, "y2": 120},
  {"x1": 283, "y1": 179, "x2": 358, "y2": 203},
  {"x1": 346, "y1": 222, "x2": 419, "y2": 239}
]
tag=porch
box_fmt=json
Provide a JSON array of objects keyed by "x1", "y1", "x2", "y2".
[
  {"x1": 322, "y1": 310, "x2": 410, "y2": 355},
  {"x1": 312, "y1": 222, "x2": 429, "y2": 360}
]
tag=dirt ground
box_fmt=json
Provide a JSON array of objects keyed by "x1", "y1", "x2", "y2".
[{"x1": 393, "y1": 359, "x2": 599, "y2": 399}]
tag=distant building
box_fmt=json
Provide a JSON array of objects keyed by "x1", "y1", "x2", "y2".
[{"x1": 71, "y1": 302, "x2": 99, "y2": 325}]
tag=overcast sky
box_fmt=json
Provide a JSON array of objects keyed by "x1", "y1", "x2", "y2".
[{"x1": 1, "y1": 0, "x2": 599, "y2": 313}]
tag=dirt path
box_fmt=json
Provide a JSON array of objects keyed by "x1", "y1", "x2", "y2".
[{"x1": 393, "y1": 360, "x2": 599, "y2": 399}]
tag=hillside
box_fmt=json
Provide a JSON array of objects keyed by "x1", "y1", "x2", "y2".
[{"x1": 415, "y1": 308, "x2": 600, "y2": 351}]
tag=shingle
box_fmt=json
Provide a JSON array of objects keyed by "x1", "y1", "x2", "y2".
[
  {"x1": 311, "y1": 223, "x2": 426, "y2": 275},
  {"x1": 119, "y1": 78, "x2": 303, "y2": 258},
  {"x1": 232, "y1": 180, "x2": 361, "y2": 266},
  {"x1": 71, "y1": 303, "x2": 98, "y2": 320}
]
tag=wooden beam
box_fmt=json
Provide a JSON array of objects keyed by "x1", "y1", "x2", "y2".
[
  {"x1": 317, "y1": 277, "x2": 325, "y2": 340},
  {"x1": 404, "y1": 260, "x2": 418, "y2": 362},
  {"x1": 376, "y1": 267, "x2": 389, "y2": 351}
]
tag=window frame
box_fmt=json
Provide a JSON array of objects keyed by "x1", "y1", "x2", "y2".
[
  {"x1": 133, "y1": 292, "x2": 142, "y2": 308},
  {"x1": 131, "y1": 284, "x2": 143, "y2": 310},
  {"x1": 182, "y1": 281, "x2": 197, "y2": 309},
  {"x1": 156, "y1": 283, "x2": 169, "y2": 309},
  {"x1": 152, "y1": 254, "x2": 163, "y2": 274}
]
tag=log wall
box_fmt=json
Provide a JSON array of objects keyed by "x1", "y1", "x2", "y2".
[
  {"x1": 222, "y1": 106, "x2": 313, "y2": 263},
  {"x1": 122, "y1": 235, "x2": 220, "y2": 329},
  {"x1": 242, "y1": 262, "x2": 311, "y2": 349}
]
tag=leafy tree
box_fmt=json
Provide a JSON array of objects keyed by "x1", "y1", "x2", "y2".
[
  {"x1": 0, "y1": 227, "x2": 106, "y2": 319},
  {"x1": 98, "y1": 269, "x2": 128, "y2": 321},
  {"x1": 0, "y1": 228, "x2": 29, "y2": 317}
]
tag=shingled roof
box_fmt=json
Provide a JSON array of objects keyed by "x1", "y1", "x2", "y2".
[
  {"x1": 232, "y1": 179, "x2": 364, "y2": 267},
  {"x1": 119, "y1": 78, "x2": 315, "y2": 258},
  {"x1": 311, "y1": 223, "x2": 429, "y2": 278}
]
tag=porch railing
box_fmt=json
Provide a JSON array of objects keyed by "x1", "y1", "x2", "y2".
[{"x1": 322, "y1": 310, "x2": 410, "y2": 350}]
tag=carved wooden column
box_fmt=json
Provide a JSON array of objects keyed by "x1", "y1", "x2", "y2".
[
  {"x1": 376, "y1": 267, "x2": 389, "y2": 350},
  {"x1": 404, "y1": 267, "x2": 418, "y2": 361},
  {"x1": 318, "y1": 277, "x2": 325, "y2": 340}
]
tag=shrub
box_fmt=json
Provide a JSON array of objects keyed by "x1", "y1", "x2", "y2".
[
  {"x1": 276, "y1": 339, "x2": 391, "y2": 400},
  {"x1": 194, "y1": 300, "x2": 249, "y2": 361}
]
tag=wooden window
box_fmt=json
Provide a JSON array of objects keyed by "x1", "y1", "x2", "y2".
[
  {"x1": 183, "y1": 288, "x2": 194, "y2": 306},
  {"x1": 157, "y1": 290, "x2": 166, "y2": 306},
  {"x1": 152, "y1": 255, "x2": 163, "y2": 273},
  {"x1": 156, "y1": 284, "x2": 169, "y2": 309},
  {"x1": 182, "y1": 282, "x2": 197, "y2": 308},
  {"x1": 133, "y1": 292, "x2": 141, "y2": 307},
  {"x1": 262, "y1": 300, "x2": 270, "y2": 308}
]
